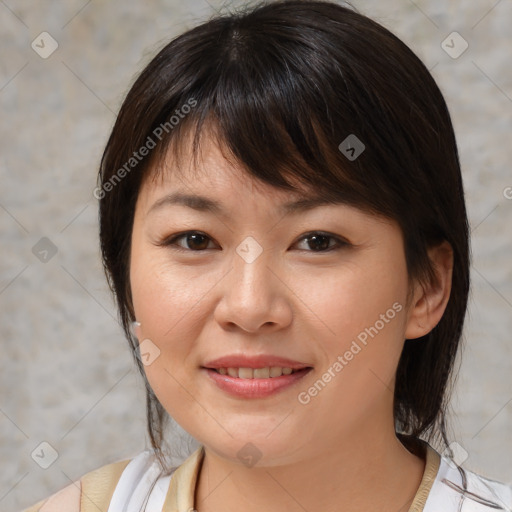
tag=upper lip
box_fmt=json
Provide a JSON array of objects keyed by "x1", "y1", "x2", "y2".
[{"x1": 202, "y1": 354, "x2": 312, "y2": 370}]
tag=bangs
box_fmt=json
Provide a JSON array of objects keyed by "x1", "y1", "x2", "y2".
[
  {"x1": 136, "y1": 16, "x2": 401, "y2": 218},
  {"x1": 146, "y1": 109, "x2": 374, "y2": 212}
]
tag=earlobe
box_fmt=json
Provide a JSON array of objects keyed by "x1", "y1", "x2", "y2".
[
  {"x1": 404, "y1": 241, "x2": 454, "y2": 340},
  {"x1": 131, "y1": 320, "x2": 142, "y2": 340}
]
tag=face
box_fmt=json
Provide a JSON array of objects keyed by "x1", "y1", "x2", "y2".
[{"x1": 130, "y1": 134, "x2": 418, "y2": 466}]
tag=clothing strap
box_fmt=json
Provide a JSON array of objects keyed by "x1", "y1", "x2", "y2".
[
  {"x1": 408, "y1": 443, "x2": 442, "y2": 512},
  {"x1": 21, "y1": 459, "x2": 131, "y2": 512},
  {"x1": 81, "y1": 459, "x2": 131, "y2": 512}
]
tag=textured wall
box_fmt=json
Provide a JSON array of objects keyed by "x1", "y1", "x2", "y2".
[{"x1": 1, "y1": 1, "x2": 511, "y2": 510}]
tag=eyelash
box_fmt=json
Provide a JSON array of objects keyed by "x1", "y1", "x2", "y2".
[{"x1": 158, "y1": 230, "x2": 349, "y2": 253}]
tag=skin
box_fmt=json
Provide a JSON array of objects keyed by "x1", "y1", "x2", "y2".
[{"x1": 129, "y1": 132, "x2": 453, "y2": 512}]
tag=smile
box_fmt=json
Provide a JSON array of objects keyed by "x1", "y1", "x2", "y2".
[
  {"x1": 202, "y1": 367, "x2": 312, "y2": 398},
  {"x1": 214, "y1": 367, "x2": 303, "y2": 378}
]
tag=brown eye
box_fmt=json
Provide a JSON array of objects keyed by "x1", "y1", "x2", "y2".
[
  {"x1": 294, "y1": 232, "x2": 348, "y2": 252},
  {"x1": 160, "y1": 230, "x2": 348, "y2": 253},
  {"x1": 161, "y1": 231, "x2": 216, "y2": 251}
]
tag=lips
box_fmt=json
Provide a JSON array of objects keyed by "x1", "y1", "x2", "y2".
[
  {"x1": 201, "y1": 354, "x2": 313, "y2": 398},
  {"x1": 203, "y1": 366, "x2": 313, "y2": 398},
  {"x1": 202, "y1": 354, "x2": 312, "y2": 370}
]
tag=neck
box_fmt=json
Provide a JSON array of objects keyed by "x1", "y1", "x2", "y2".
[{"x1": 194, "y1": 426, "x2": 426, "y2": 512}]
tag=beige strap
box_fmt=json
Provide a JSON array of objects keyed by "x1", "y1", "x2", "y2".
[
  {"x1": 162, "y1": 445, "x2": 205, "y2": 511},
  {"x1": 22, "y1": 459, "x2": 130, "y2": 512},
  {"x1": 80, "y1": 459, "x2": 131, "y2": 512},
  {"x1": 407, "y1": 444, "x2": 441, "y2": 512}
]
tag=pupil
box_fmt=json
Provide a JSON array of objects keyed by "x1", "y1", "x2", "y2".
[
  {"x1": 186, "y1": 234, "x2": 330, "y2": 251},
  {"x1": 309, "y1": 234, "x2": 329, "y2": 251},
  {"x1": 189, "y1": 234, "x2": 208, "y2": 250}
]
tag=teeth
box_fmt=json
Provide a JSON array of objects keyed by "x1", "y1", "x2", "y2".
[{"x1": 215, "y1": 367, "x2": 298, "y2": 378}]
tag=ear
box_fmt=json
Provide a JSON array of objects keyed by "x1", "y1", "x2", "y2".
[{"x1": 404, "y1": 241, "x2": 454, "y2": 340}]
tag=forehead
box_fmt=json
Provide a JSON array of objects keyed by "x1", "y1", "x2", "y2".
[
  {"x1": 139, "y1": 131, "x2": 319, "y2": 206},
  {"x1": 135, "y1": 125, "x2": 391, "y2": 230}
]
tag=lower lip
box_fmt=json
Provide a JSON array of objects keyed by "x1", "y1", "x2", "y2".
[{"x1": 202, "y1": 367, "x2": 312, "y2": 398}]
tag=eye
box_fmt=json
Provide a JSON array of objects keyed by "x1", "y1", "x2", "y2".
[
  {"x1": 160, "y1": 231, "x2": 217, "y2": 251},
  {"x1": 293, "y1": 231, "x2": 348, "y2": 252},
  {"x1": 159, "y1": 230, "x2": 348, "y2": 253}
]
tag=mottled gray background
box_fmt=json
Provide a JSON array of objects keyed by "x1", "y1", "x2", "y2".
[{"x1": 1, "y1": 1, "x2": 511, "y2": 510}]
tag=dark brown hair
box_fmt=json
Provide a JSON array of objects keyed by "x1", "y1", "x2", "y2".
[{"x1": 97, "y1": 0, "x2": 470, "y2": 470}]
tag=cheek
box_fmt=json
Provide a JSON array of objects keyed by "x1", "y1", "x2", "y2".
[
  {"x1": 303, "y1": 255, "x2": 408, "y2": 344},
  {"x1": 129, "y1": 250, "x2": 207, "y2": 414},
  {"x1": 132, "y1": 258, "x2": 208, "y2": 358},
  {"x1": 301, "y1": 250, "x2": 410, "y2": 405},
  {"x1": 130, "y1": 244, "x2": 205, "y2": 338},
  {"x1": 129, "y1": 246, "x2": 224, "y2": 386},
  {"x1": 131, "y1": 261, "x2": 187, "y2": 333}
]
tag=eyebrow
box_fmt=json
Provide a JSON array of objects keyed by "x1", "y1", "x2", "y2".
[{"x1": 147, "y1": 192, "x2": 342, "y2": 218}]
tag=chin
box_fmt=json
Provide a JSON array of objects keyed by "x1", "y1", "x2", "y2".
[{"x1": 201, "y1": 434, "x2": 306, "y2": 468}]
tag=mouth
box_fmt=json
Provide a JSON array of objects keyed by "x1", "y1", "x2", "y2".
[
  {"x1": 203, "y1": 366, "x2": 312, "y2": 379},
  {"x1": 201, "y1": 366, "x2": 313, "y2": 399}
]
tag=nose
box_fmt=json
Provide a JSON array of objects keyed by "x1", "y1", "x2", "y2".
[{"x1": 213, "y1": 238, "x2": 293, "y2": 333}]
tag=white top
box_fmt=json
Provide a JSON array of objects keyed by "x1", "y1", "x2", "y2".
[
  {"x1": 424, "y1": 456, "x2": 512, "y2": 511},
  {"x1": 106, "y1": 450, "x2": 174, "y2": 512},
  {"x1": 106, "y1": 444, "x2": 512, "y2": 512}
]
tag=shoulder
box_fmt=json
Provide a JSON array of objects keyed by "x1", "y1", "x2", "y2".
[
  {"x1": 22, "y1": 456, "x2": 134, "y2": 512},
  {"x1": 459, "y1": 465, "x2": 512, "y2": 510},
  {"x1": 22, "y1": 480, "x2": 82, "y2": 512},
  {"x1": 425, "y1": 452, "x2": 512, "y2": 511}
]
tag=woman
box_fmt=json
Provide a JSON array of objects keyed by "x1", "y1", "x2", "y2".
[{"x1": 24, "y1": 0, "x2": 512, "y2": 510}]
